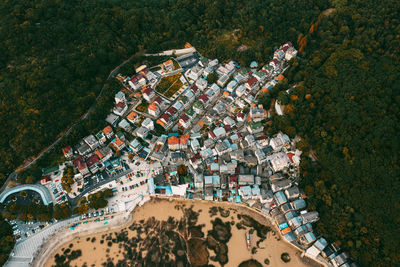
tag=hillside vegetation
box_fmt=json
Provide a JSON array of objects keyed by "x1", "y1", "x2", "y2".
[
  {"x1": 274, "y1": 1, "x2": 400, "y2": 266},
  {"x1": 0, "y1": 0, "x2": 399, "y2": 266},
  {"x1": 0, "y1": 0, "x2": 324, "y2": 184}
]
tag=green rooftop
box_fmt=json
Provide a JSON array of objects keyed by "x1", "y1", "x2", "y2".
[
  {"x1": 256, "y1": 70, "x2": 266, "y2": 77},
  {"x1": 263, "y1": 64, "x2": 273, "y2": 71},
  {"x1": 186, "y1": 108, "x2": 195, "y2": 117},
  {"x1": 193, "y1": 101, "x2": 202, "y2": 108},
  {"x1": 96, "y1": 131, "x2": 105, "y2": 139},
  {"x1": 116, "y1": 131, "x2": 124, "y2": 139},
  {"x1": 250, "y1": 121, "x2": 263, "y2": 129},
  {"x1": 180, "y1": 95, "x2": 188, "y2": 104},
  {"x1": 43, "y1": 165, "x2": 59, "y2": 176}
]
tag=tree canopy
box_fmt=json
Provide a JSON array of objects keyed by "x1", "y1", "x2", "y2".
[
  {"x1": 0, "y1": 0, "x2": 399, "y2": 266},
  {"x1": 275, "y1": 1, "x2": 400, "y2": 266}
]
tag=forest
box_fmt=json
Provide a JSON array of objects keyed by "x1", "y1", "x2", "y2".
[
  {"x1": 273, "y1": 1, "x2": 399, "y2": 266},
  {"x1": 0, "y1": 0, "x2": 325, "y2": 185},
  {"x1": 0, "y1": 0, "x2": 399, "y2": 266}
]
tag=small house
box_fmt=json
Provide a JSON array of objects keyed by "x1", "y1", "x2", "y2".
[
  {"x1": 115, "y1": 91, "x2": 126, "y2": 104},
  {"x1": 126, "y1": 111, "x2": 139, "y2": 124},
  {"x1": 118, "y1": 119, "x2": 132, "y2": 132},
  {"x1": 274, "y1": 191, "x2": 288, "y2": 206},
  {"x1": 95, "y1": 131, "x2": 107, "y2": 145},
  {"x1": 105, "y1": 113, "x2": 119, "y2": 127},
  {"x1": 143, "y1": 87, "x2": 155, "y2": 102},
  {"x1": 62, "y1": 146, "x2": 73, "y2": 159},
  {"x1": 112, "y1": 137, "x2": 125, "y2": 151},
  {"x1": 84, "y1": 135, "x2": 99, "y2": 151},
  {"x1": 148, "y1": 103, "x2": 160, "y2": 117},
  {"x1": 113, "y1": 102, "x2": 128, "y2": 116},
  {"x1": 102, "y1": 125, "x2": 114, "y2": 139},
  {"x1": 245, "y1": 77, "x2": 258, "y2": 91},
  {"x1": 142, "y1": 118, "x2": 154, "y2": 131}
]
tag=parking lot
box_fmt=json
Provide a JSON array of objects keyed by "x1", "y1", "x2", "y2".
[
  {"x1": 176, "y1": 52, "x2": 200, "y2": 70},
  {"x1": 79, "y1": 206, "x2": 115, "y2": 221},
  {"x1": 8, "y1": 219, "x2": 53, "y2": 243}
]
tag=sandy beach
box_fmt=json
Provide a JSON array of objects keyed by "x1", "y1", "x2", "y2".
[{"x1": 45, "y1": 198, "x2": 322, "y2": 267}]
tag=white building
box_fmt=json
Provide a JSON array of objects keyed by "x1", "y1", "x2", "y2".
[
  {"x1": 188, "y1": 65, "x2": 204, "y2": 80},
  {"x1": 226, "y1": 80, "x2": 238, "y2": 92},
  {"x1": 195, "y1": 78, "x2": 207, "y2": 91},
  {"x1": 268, "y1": 152, "x2": 291, "y2": 173},
  {"x1": 83, "y1": 135, "x2": 99, "y2": 150},
  {"x1": 115, "y1": 91, "x2": 126, "y2": 104},
  {"x1": 142, "y1": 118, "x2": 154, "y2": 131},
  {"x1": 235, "y1": 85, "x2": 246, "y2": 97}
]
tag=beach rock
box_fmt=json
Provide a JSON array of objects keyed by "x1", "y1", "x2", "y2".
[
  {"x1": 188, "y1": 238, "x2": 209, "y2": 266},
  {"x1": 218, "y1": 208, "x2": 230, "y2": 218},
  {"x1": 206, "y1": 235, "x2": 218, "y2": 250},
  {"x1": 238, "y1": 259, "x2": 263, "y2": 267},
  {"x1": 208, "y1": 218, "x2": 232, "y2": 243}
]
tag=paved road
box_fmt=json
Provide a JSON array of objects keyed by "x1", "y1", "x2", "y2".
[{"x1": 144, "y1": 47, "x2": 196, "y2": 57}]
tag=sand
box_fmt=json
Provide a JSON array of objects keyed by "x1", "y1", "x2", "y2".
[{"x1": 45, "y1": 198, "x2": 322, "y2": 267}]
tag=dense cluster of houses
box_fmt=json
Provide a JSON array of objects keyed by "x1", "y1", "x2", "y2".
[
  {"x1": 54, "y1": 42, "x2": 355, "y2": 266},
  {"x1": 62, "y1": 123, "x2": 125, "y2": 180}
]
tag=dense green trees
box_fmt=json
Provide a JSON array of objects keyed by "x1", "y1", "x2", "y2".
[
  {"x1": 0, "y1": 0, "x2": 398, "y2": 265},
  {"x1": 0, "y1": 0, "x2": 326, "y2": 186},
  {"x1": 61, "y1": 166, "x2": 75, "y2": 193},
  {"x1": 2, "y1": 201, "x2": 53, "y2": 222},
  {"x1": 207, "y1": 72, "x2": 218, "y2": 85},
  {"x1": 74, "y1": 188, "x2": 114, "y2": 215},
  {"x1": 277, "y1": 1, "x2": 400, "y2": 266},
  {"x1": 53, "y1": 203, "x2": 72, "y2": 220},
  {"x1": 0, "y1": 218, "x2": 14, "y2": 266}
]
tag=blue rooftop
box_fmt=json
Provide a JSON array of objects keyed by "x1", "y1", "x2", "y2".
[
  {"x1": 274, "y1": 191, "x2": 288, "y2": 205},
  {"x1": 252, "y1": 184, "x2": 261, "y2": 196},
  {"x1": 250, "y1": 61, "x2": 259, "y2": 68},
  {"x1": 279, "y1": 222, "x2": 289, "y2": 230},
  {"x1": 185, "y1": 90, "x2": 194, "y2": 99},
  {"x1": 204, "y1": 176, "x2": 213, "y2": 185},
  {"x1": 285, "y1": 210, "x2": 297, "y2": 221},
  {"x1": 115, "y1": 91, "x2": 124, "y2": 98},
  {"x1": 283, "y1": 232, "x2": 295, "y2": 242},
  {"x1": 212, "y1": 175, "x2": 220, "y2": 185},
  {"x1": 289, "y1": 216, "x2": 303, "y2": 228},
  {"x1": 304, "y1": 231, "x2": 316, "y2": 243},
  {"x1": 215, "y1": 189, "x2": 222, "y2": 197},
  {"x1": 292, "y1": 198, "x2": 307, "y2": 210},
  {"x1": 210, "y1": 163, "x2": 219, "y2": 171},
  {"x1": 231, "y1": 143, "x2": 238, "y2": 151},
  {"x1": 240, "y1": 186, "x2": 252, "y2": 196},
  {"x1": 314, "y1": 237, "x2": 328, "y2": 251}
]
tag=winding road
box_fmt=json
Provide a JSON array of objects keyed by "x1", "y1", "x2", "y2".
[{"x1": 1, "y1": 55, "x2": 136, "y2": 193}]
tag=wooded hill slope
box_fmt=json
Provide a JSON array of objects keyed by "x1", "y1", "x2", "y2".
[{"x1": 0, "y1": 0, "x2": 399, "y2": 266}]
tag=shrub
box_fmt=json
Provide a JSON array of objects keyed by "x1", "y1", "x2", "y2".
[{"x1": 281, "y1": 252, "x2": 290, "y2": 263}]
